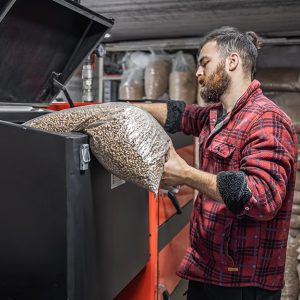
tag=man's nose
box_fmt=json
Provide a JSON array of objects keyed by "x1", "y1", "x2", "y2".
[{"x1": 196, "y1": 65, "x2": 203, "y2": 78}]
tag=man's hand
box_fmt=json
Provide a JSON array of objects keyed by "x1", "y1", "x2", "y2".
[
  {"x1": 160, "y1": 143, "x2": 191, "y2": 189},
  {"x1": 160, "y1": 143, "x2": 223, "y2": 203}
]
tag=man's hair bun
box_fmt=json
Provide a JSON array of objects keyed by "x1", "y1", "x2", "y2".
[{"x1": 246, "y1": 31, "x2": 263, "y2": 49}]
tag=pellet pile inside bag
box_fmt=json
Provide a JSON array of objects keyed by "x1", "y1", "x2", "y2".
[{"x1": 24, "y1": 103, "x2": 170, "y2": 194}]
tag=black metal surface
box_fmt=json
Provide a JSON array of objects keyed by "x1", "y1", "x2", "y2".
[
  {"x1": 0, "y1": 109, "x2": 50, "y2": 123},
  {"x1": 0, "y1": 0, "x2": 113, "y2": 105},
  {"x1": 90, "y1": 162, "x2": 149, "y2": 300},
  {"x1": 0, "y1": 121, "x2": 149, "y2": 300},
  {"x1": 158, "y1": 200, "x2": 193, "y2": 252},
  {"x1": 65, "y1": 133, "x2": 98, "y2": 300},
  {"x1": 0, "y1": 122, "x2": 74, "y2": 300}
]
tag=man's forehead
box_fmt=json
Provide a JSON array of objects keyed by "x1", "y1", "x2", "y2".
[{"x1": 199, "y1": 40, "x2": 218, "y2": 57}]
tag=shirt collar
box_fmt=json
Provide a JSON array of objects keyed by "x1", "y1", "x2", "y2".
[
  {"x1": 208, "y1": 79, "x2": 262, "y2": 118},
  {"x1": 208, "y1": 80, "x2": 262, "y2": 130}
]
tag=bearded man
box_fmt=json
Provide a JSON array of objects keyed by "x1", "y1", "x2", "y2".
[{"x1": 134, "y1": 27, "x2": 298, "y2": 300}]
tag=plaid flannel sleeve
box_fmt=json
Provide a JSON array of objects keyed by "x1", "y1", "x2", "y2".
[
  {"x1": 238, "y1": 111, "x2": 296, "y2": 221},
  {"x1": 180, "y1": 103, "x2": 214, "y2": 137},
  {"x1": 164, "y1": 100, "x2": 214, "y2": 136}
]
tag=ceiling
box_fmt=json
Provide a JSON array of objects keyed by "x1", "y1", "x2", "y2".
[{"x1": 80, "y1": 0, "x2": 300, "y2": 42}]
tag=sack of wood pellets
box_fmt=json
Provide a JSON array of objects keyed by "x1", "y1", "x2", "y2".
[
  {"x1": 119, "y1": 68, "x2": 145, "y2": 100},
  {"x1": 145, "y1": 49, "x2": 171, "y2": 100},
  {"x1": 25, "y1": 103, "x2": 170, "y2": 194},
  {"x1": 119, "y1": 52, "x2": 148, "y2": 100},
  {"x1": 169, "y1": 51, "x2": 197, "y2": 104}
]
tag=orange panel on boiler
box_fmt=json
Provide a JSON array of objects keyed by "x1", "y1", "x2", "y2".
[
  {"x1": 159, "y1": 186, "x2": 193, "y2": 226},
  {"x1": 158, "y1": 224, "x2": 190, "y2": 295}
]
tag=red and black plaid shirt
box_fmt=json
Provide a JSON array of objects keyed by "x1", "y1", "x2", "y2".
[{"x1": 176, "y1": 80, "x2": 298, "y2": 290}]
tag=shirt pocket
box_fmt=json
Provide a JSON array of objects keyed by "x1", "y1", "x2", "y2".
[{"x1": 207, "y1": 139, "x2": 240, "y2": 169}]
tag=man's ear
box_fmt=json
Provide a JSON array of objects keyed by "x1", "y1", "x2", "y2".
[{"x1": 227, "y1": 52, "x2": 239, "y2": 71}]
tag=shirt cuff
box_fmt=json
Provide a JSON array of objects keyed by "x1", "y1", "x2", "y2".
[
  {"x1": 217, "y1": 171, "x2": 252, "y2": 215},
  {"x1": 164, "y1": 100, "x2": 186, "y2": 133}
]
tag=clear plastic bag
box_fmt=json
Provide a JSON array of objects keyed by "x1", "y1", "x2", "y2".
[
  {"x1": 169, "y1": 51, "x2": 197, "y2": 104},
  {"x1": 171, "y1": 51, "x2": 196, "y2": 74},
  {"x1": 119, "y1": 68, "x2": 145, "y2": 100},
  {"x1": 145, "y1": 49, "x2": 171, "y2": 100},
  {"x1": 119, "y1": 52, "x2": 149, "y2": 100},
  {"x1": 25, "y1": 103, "x2": 170, "y2": 194}
]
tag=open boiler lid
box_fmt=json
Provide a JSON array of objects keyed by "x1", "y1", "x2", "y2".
[{"x1": 0, "y1": 0, "x2": 114, "y2": 105}]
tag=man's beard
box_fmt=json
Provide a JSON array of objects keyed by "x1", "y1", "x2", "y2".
[{"x1": 199, "y1": 61, "x2": 231, "y2": 103}]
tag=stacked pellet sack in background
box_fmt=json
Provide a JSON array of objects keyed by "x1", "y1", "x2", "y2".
[
  {"x1": 119, "y1": 52, "x2": 149, "y2": 101},
  {"x1": 119, "y1": 50, "x2": 199, "y2": 103},
  {"x1": 144, "y1": 50, "x2": 171, "y2": 100},
  {"x1": 169, "y1": 51, "x2": 197, "y2": 104}
]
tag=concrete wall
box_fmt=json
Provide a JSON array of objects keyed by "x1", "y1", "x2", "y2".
[{"x1": 257, "y1": 45, "x2": 300, "y2": 69}]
